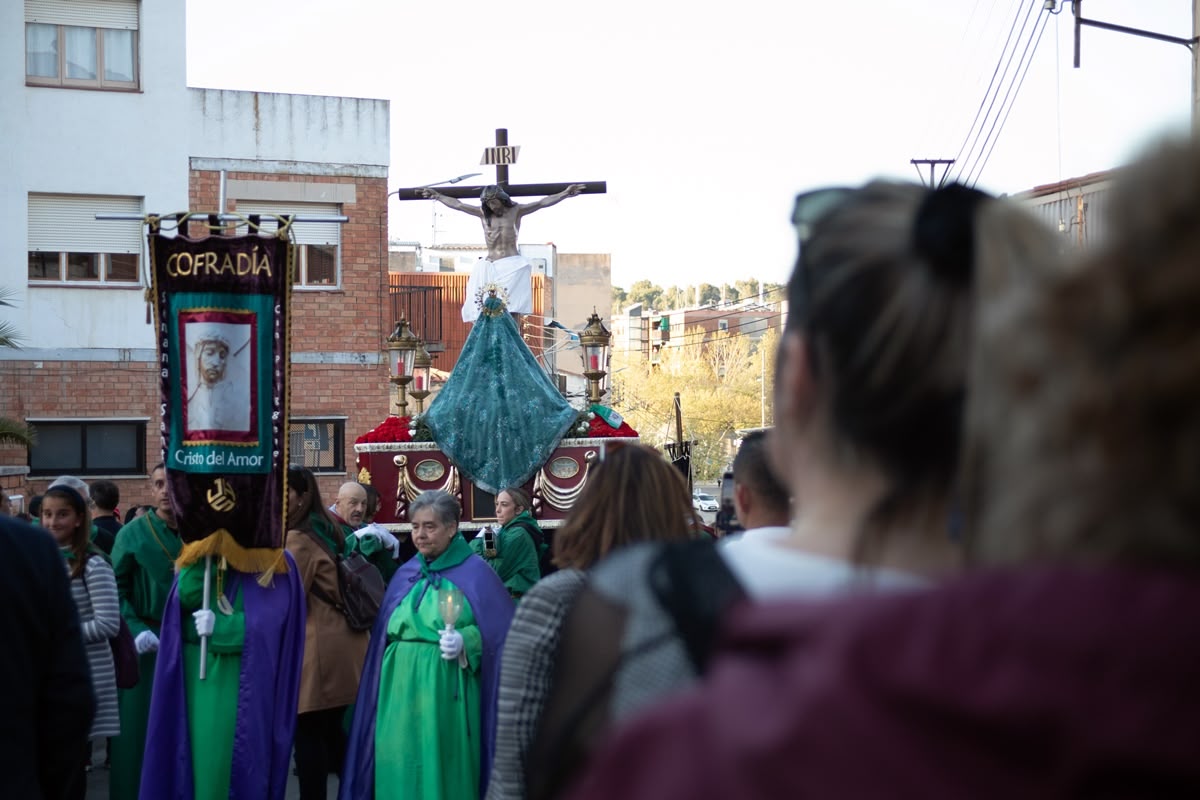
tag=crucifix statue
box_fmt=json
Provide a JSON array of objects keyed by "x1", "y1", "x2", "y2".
[{"x1": 392, "y1": 128, "x2": 606, "y2": 322}]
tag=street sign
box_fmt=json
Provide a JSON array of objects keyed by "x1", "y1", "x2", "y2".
[{"x1": 480, "y1": 145, "x2": 520, "y2": 166}]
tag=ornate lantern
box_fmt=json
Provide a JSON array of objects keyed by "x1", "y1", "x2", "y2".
[
  {"x1": 579, "y1": 309, "x2": 612, "y2": 405},
  {"x1": 409, "y1": 339, "x2": 434, "y2": 414},
  {"x1": 386, "y1": 318, "x2": 420, "y2": 416}
]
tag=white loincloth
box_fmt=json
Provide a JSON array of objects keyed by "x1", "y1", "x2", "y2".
[{"x1": 462, "y1": 254, "x2": 532, "y2": 322}]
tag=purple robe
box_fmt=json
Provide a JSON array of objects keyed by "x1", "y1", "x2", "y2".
[
  {"x1": 139, "y1": 552, "x2": 305, "y2": 799},
  {"x1": 340, "y1": 547, "x2": 515, "y2": 800}
]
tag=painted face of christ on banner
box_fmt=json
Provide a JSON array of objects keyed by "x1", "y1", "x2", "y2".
[{"x1": 185, "y1": 321, "x2": 252, "y2": 436}]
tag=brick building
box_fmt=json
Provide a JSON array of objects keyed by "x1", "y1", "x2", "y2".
[{"x1": 1, "y1": 1, "x2": 389, "y2": 510}]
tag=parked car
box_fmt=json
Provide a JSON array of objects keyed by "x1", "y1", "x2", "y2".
[{"x1": 692, "y1": 492, "x2": 719, "y2": 512}]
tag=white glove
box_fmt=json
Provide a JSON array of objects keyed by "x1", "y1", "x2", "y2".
[
  {"x1": 439, "y1": 628, "x2": 464, "y2": 661},
  {"x1": 193, "y1": 608, "x2": 216, "y2": 638},
  {"x1": 357, "y1": 523, "x2": 401, "y2": 559},
  {"x1": 134, "y1": 630, "x2": 159, "y2": 654}
]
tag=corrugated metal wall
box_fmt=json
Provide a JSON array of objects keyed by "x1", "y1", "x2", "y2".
[
  {"x1": 387, "y1": 272, "x2": 548, "y2": 371},
  {"x1": 1017, "y1": 172, "x2": 1116, "y2": 251}
]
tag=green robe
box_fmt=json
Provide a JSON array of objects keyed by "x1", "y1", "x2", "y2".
[
  {"x1": 375, "y1": 537, "x2": 484, "y2": 799},
  {"x1": 109, "y1": 511, "x2": 182, "y2": 800},
  {"x1": 178, "y1": 562, "x2": 245, "y2": 800},
  {"x1": 468, "y1": 511, "x2": 542, "y2": 598}
]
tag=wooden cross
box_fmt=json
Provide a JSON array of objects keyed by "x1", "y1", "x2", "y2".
[{"x1": 390, "y1": 128, "x2": 606, "y2": 201}]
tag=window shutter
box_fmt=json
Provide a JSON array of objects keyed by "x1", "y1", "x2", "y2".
[
  {"x1": 28, "y1": 194, "x2": 142, "y2": 254},
  {"x1": 235, "y1": 201, "x2": 340, "y2": 247},
  {"x1": 25, "y1": 0, "x2": 139, "y2": 30}
]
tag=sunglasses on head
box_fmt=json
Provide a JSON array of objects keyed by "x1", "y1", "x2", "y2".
[
  {"x1": 789, "y1": 187, "x2": 857, "y2": 328},
  {"x1": 791, "y1": 187, "x2": 856, "y2": 246}
]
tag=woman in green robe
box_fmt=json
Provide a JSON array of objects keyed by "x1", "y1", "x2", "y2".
[
  {"x1": 341, "y1": 490, "x2": 514, "y2": 800},
  {"x1": 468, "y1": 487, "x2": 543, "y2": 600}
]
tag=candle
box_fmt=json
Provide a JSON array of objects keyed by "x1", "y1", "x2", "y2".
[
  {"x1": 396, "y1": 360, "x2": 405, "y2": 376},
  {"x1": 415, "y1": 374, "x2": 425, "y2": 391},
  {"x1": 589, "y1": 354, "x2": 599, "y2": 370}
]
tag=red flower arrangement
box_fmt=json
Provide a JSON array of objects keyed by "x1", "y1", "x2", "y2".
[
  {"x1": 354, "y1": 415, "x2": 412, "y2": 444},
  {"x1": 586, "y1": 416, "x2": 638, "y2": 439}
]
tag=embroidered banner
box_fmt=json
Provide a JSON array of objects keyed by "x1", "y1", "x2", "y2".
[{"x1": 150, "y1": 229, "x2": 293, "y2": 567}]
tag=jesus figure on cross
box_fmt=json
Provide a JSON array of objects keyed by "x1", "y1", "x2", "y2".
[{"x1": 419, "y1": 183, "x2": 585, "y2": 322}]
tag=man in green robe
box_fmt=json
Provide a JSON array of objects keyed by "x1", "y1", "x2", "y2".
[
  {"x1": 109, "y1": 465, "x2": 182, "y2": 800},
  {"x1": 329, "y1": 481, "x2": 405, "y2": 582},
  {"x1": 469, "y1": 487, "x2": 542, "y2": 600}
]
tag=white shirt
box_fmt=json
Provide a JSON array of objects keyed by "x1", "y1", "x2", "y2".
[{"x1": 719, "y1": 525, "x2": 926, "y2": 600}]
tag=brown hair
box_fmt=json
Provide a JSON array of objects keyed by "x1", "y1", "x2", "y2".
[
  {"x1": 286, "y1": 467, "x2": 337, "y2": 535},
  {"x1": 499, "y1": 486, "x2": 532, "y2": 515},
  {"x1": 43, "y1": 484, "x2": 92, "y2": 579},
  {"x1": 786, "y1": 180, "x2": 1059, "y2": 561},
  {"x1": 553, "y1": 443, "x2": 698, "y2": 570},
  {"x1": 967, "y1": 137, "x2": 1200, "y2": 571}
]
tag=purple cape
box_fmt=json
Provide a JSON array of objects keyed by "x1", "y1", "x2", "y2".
[
  {"x1": 340, "y1": 547, "x2": 515, "y2": 800},
  {"x1": 139, "y1": 552, "x2": 305, "y2": 799}
]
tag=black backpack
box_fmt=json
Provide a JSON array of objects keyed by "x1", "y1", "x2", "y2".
[
  {"x1": 302, "y1": 528, "x2": 386, "y2": 631},
  {"x1": 509, "y1": 518, "x2": 556, "y2": 577}
]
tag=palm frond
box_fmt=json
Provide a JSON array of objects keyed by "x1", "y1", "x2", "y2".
[
  {"x1": 0, "y1": 417, "x2": 35, "y2": 448},
  {"x1": 0, "y1": 320, "x2": 22, "y2": 350},
  {"x1": 0, "y1": 288, "x2": 23, "y2": 349}
]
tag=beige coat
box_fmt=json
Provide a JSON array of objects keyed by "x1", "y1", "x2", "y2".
[{"x1": 286, "y1": 528, "x2": 370, "y2": 714}]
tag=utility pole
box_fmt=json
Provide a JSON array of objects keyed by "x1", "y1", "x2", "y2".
[
  {"x1": 910, "y1": 158, "x2": 955, "y2": 187},
  {"x1": 759, "y1": 344, "x2": 766, "y2": 429},
  {"x1": 1069, "y1": 1, "x2": 1200, "y2": 130}
]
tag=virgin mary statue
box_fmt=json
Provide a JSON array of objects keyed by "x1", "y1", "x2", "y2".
[{"x1": 422, "y1": 287, "x2": 578, "y2": 494}]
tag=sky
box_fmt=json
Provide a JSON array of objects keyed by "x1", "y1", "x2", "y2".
[{"x1": 186, "y1": 1, "x2": 1195, "y2": 290}]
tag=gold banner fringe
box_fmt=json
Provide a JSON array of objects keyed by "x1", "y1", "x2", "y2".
[{"x1": 176, "y1": 530, "x2": 289, "y2": 586}]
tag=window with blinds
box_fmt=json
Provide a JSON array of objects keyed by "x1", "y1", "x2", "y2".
[
  {"x1": 25, "y1": 0, "x2": 139, "y2": 90},
  {"x1": 288, "y1": 418, "x2": 345, "y2": 473},
  {"x1": 235, "y1": 201, "x2": 341, "y2": 289},
  {"x1": 27, "y1": 193, "x2": 143, "y2": 286}
]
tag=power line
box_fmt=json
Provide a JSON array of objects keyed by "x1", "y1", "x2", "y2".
[
  {"x1": 611, "y1": 310, "x2": 785, "y2": 357},
  {"x1": 945, "y1": 0, "x2": 1028, "y2": 186},
  {"x1": 618, "y1": 284, "x2": 786, "y2": 316},
  {"x1": 965, "y1": 9, "x2": 1051, "y2": 187},
  {"x1": 954, "y1": 0, "x2": 1041, "y2": 185}
]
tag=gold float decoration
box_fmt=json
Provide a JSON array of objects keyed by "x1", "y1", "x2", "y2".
[
  {"x1": 533, "y1": 450, "x2": 596, "y2": 511},
  {"x1": 392, "y1": 454, "x2": 460, "y2": 520}
]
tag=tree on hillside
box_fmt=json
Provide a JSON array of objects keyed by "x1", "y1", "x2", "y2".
[
  {"x1": 697, "y1": 283, "x2": 720, "y2": 306},
  {"x1": 625, "y1": 279, "x2": 664, "y2": 311},
  {"x1": 611, "y1": 285, "x2": 628, "y2": 316},
  {"x1": 0, "y1": 289, "x2": 35, "y2": 447},
  {"x1": 660, "y1": 286, "x2": 685, "y2": 311},
  {"x1": 611, "y1": 325, "x2": 772, "y2": 481}
]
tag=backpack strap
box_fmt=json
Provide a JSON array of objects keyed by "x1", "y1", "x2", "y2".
[
  {"x1": 510, "y1": 518, "x2": 545, "y2": 551},
  {"x1": 647, "y1": 540, "x2": 747, "y2": 674},
  {"x1": 299, "y1": 527, "x2": 345, "y2": 612}
]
